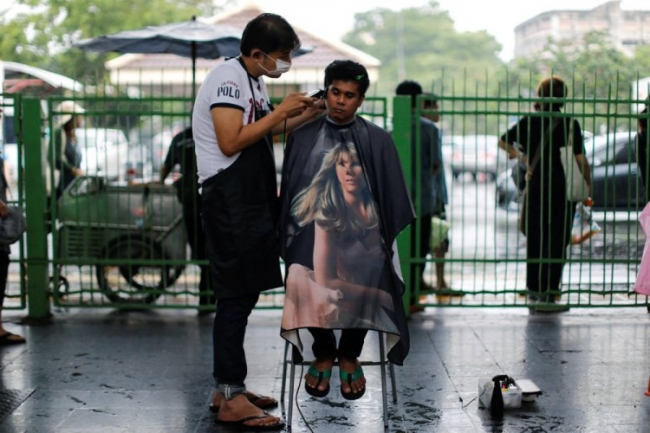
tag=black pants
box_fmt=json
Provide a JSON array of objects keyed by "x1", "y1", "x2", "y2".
[
  {"x1": 526, "y1": 193, "x2": 572, "y2": 301},
  {"x1": 409, "y1": 213, "x2": 432, "y2": 303},
  {"x1": 212, "y1": 293, "x2": 260, "y2": 390},
  {"x1": 0, "y1": 251, "x2": 9, "y2": 308},
  {"x1": 308, "y1": 328, "x2": 368, "y2": 360}
]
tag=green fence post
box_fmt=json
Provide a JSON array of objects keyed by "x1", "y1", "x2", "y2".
[
  {"x1": 392, "y1": 95, "x2": 413, "y2": 315},
  {"x1": 22, "y1": 98, "x2": 51, "y2": 320}
]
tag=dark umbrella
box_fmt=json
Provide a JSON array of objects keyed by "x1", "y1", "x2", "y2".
[
  {"x1": 74, "y1": 16, "x2": 312, "y2": 97},
  {"x1": 73, "y1": 16, "x2": 242, "y2": 96}
]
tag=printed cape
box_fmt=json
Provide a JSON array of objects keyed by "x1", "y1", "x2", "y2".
[{"x1": 279, "y1": 116, "x2": 415, "y2": 365}]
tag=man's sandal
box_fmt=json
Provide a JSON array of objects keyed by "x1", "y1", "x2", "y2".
[
  {"x1": 340, "y1": 365, "x2": 365, "y2": 400},
  {"x1": 304, "y1": 364, "x2": 332, "y2": 397},
  {"x1": 0, "y1": 332, "x2": 26, "y2": 346},
  {"x1": 208, "y1": 391, "x2": 278, "y2": 412},
  {"x1": 215, "y1": 411, "x2": 285, "y2": 431}
]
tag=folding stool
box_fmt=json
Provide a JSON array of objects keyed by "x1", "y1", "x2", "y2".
[{"x1": 280, "y1": 331, "x2": 398, "y2": 430}]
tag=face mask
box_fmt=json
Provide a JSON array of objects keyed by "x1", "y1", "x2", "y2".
[{"x1": 258, "y1": 52, "x2": 291, "y2": 77}]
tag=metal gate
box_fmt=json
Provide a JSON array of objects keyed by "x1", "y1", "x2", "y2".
[
  {"x1": 13, "y1": 89, "x2": 650, "y2": 316},
  {"x1": 396, "y1": 91, "x2": 650, "y2": 310},
  {"x1": 0, "y1": 94, "x2": 27, "y2": 311}
]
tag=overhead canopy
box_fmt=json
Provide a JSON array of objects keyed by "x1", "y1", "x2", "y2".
[
  {"x1": 0, "y1": 61, "x2": 83, "y2": 92},
  {"x1": 74, "y1": 16, "x2": 312, "y2": 97},
  {"x1": 73, "y1": 18, "x2": 242, "y2": 60}
]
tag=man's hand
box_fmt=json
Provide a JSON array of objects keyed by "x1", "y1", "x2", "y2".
[
  {"x1": 303, "y1": 98, "x2": 326, "y2": 119},
  {"x1": 275, "y1": 92, "x2": 317, "y2": 120}
]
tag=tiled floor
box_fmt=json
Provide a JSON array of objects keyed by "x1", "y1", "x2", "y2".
[{"x1": 0, "y1": 306, "x2": 649, "y2": 432}]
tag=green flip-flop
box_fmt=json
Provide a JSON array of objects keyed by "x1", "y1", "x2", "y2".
[
  {"x1": 305, "y1": 364, "x2": 332, "y2": 397},
  {"x1": 340, "y1": 365, "x2": 365, "y2": 400}
]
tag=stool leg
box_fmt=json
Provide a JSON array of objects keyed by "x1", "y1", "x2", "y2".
[
  {"x1": 287, "y1": 352, "x2": 296, "y2": 429},
  {"x1": 280, "y1": 341, "x2": 290, "y2": 417},
  {"x1": 389, "y1": 362, "x2": 398, "y2": 403},
  {"x1": 378, "y1": 332, "x2": 389, "y2": 430}
]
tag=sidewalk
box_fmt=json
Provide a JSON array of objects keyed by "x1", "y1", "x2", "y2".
[{"x1": 0, "y1": 306, "x2": 648, "y2": 432}]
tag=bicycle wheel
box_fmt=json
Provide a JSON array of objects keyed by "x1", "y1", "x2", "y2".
[{"x1": 96, "y1": 234, "x2": 172, "y2": 304}]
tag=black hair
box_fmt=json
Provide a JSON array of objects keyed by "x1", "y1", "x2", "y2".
[
  {"x1": 536, "y1": 76, "x2": 568, "y2": 111},
  {"x1": 324, "y1": 60, "x2": 370, "y2": 97},
  {"x1": 395, "y1": 80, "x2": 423, "y2": 108},
  {"x1": 240, "y1": 13, "x2": 300, "y2": 56}
]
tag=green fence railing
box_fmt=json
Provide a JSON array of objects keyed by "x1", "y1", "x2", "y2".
[
  {"x1": 11, "y1": 88, "x2": 650, "y2": 316},
  {"x1": 0, "y1": 93, "x2": 27, "y2": 311}
]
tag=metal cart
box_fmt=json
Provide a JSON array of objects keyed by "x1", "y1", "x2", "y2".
[{"x1": 55, "y1": 176, "x2": 187, "y2": 304}]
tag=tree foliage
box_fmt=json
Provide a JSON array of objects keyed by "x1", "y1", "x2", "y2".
[
  {"x1": 340, "y1": 2, "x2": 650, "y2": 133},
  {"x1": 342, "y1": 1, "x2": 503, "y2": 97},
  {"x1": 0, "y1": 0, "x2": 231, "y2": 83},
  {"x1": 1, "y1": 0, "x2": 649, "y2": 133},
  {"x1": 498, "y1": 31, "x2": 650, "y2": 132}
]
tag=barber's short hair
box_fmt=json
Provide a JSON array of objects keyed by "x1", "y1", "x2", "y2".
[
  {"x1": 240, "y1": 13, "x2": 300, "y2": 56},
  {"x1": 395, "y1": 80, "x2": 423, "y2": 108},
  {"x1": 324, "y1": 60, "x2": 370, "y2": 97},
  {"x1": 537, "y1": 76, "x2": 568, "y2": 111}
]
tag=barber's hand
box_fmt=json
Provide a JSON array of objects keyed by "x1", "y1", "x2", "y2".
[
  {"x1": 276, "y1": 92, "x2": 316, "y2": 119},
  {"x1": 0, "y1": 201, "x2": 8, "y2": 219},
  {"x1": 303, "y1": 98, "x2": 326, "y2": 119},
  {"x1": 72, "y1": 167, "x2": 84, "y2": 177}
]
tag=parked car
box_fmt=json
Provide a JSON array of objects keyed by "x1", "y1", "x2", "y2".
[
  {"x1": 76, "y1": 128, "x2": 131, "y2": 182},
  {"x1": 587, "y1": 131, "x2": 645, "y2": 211},
  {"x1": 495, "y1": 131, "x2": 645, "y2": 212},
  {"x1": 449, "y1": 135, "x2": 510, "y2": 181},
  {"x1": 127, "y1": 126, "x2": 187, "y2": 181},
  {"x1": 440, "y1": 134, "x2": 461, "y2": 168}
]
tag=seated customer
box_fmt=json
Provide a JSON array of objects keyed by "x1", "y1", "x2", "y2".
[{"x1": 280, "y1": 60, "x2": 414, "y2": 399}]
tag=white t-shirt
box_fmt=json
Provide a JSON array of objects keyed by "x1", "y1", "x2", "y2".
[{"x1": 192, "y1": 58, "x2": 271, "y2": 184}]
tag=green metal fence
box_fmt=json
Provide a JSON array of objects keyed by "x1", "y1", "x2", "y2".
[
  {"x1": 0, "y1": 94, "x2": 27, "y2": 311},
  {"x1": 9, "y1": 86, "x2": 650, "y2": 317},
  {"x1": 400, "y1": 89, "x2": 650, "y2": 311},
  {"x1": 19, "y1": 95, "x2": 390, "y2": 312}
]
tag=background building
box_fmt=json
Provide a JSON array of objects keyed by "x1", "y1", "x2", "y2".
[{"x1": 514, "y1": 1, "x2": 650, "y2": 59}]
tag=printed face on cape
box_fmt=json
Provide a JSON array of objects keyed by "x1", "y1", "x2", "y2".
[
  {"x1": 335, "y1": 151, "x2": 366, "y2": 197},
  {"x1": 325, "y1": 80, "x2": 365, "y2": 124}
]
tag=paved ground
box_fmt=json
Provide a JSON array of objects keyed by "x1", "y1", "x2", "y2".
[{"x1": 0, "y1": 306, "x2": 649, "y2": 432}]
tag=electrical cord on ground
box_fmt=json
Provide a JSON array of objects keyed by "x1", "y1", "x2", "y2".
[
  {"x1": 461, "y1": 395, "x2": 479, "y2": 409},
  {"x1": 294, "y1": 363, "x2": 316, "y2": 433}
]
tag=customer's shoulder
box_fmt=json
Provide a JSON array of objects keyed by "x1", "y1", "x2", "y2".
[{"x1": 356, "y1": 116, "x2": 391, "y2": 137}]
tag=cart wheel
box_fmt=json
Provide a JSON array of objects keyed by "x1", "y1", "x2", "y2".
[
  {"x1": 50, "y1": 276, "x2": 70, "y2": 300},
  {"x1": 96, "y1": 234, "x2": 174, "y2": 304}
]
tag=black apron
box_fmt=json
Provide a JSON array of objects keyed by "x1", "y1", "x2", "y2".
[{"x1": 200, "y1": 65, "x2": 282, "y2": 299}]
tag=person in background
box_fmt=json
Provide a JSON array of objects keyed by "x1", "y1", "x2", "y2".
[
  {"x1": 499, "y1": 76, "x2": 591, "y2": 312},
  {"x1": 422, "y1": 93, "x2": 451, "y2": 293},
  {"x1": 192, "y1": 13, "x2": 322, "y2": 430},
  {"x1": 0, "y1": 106, "x2": 24, "y2": 346},
  {"x1": 395, "y1": 81, "x2": 451, "y2": 314},
  {"x1": 53, "y1": 100, "x2": 85, "y2": 198},
  {"x1": 159, "y1": 126, "x2": 214, "y2": 310}
]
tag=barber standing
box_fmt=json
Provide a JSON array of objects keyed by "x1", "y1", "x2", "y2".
[{"x1": 192, "y1": 13, "x2": 322, "y2": 431}]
